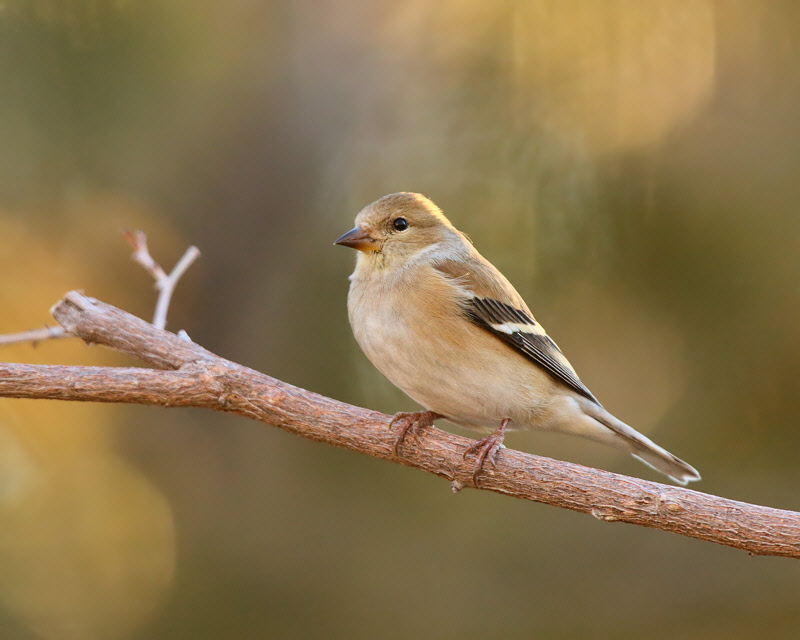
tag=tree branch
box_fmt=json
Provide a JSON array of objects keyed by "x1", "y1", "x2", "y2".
[{"x1": 0, "y1": 291, "x2": 797, "y2": 559}]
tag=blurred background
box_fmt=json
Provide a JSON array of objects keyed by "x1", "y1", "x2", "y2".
[{"x1": 1, "y1": 1, "x2": 799, "y2": 638}]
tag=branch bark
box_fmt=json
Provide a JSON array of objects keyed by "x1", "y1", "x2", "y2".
[{"x1": 1, "y1": 291, "x2": 798, "y2": 559}]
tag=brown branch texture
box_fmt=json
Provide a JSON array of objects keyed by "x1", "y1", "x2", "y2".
[{"x1": 0, "y1": 291, "x2": 798, "y2": 559}]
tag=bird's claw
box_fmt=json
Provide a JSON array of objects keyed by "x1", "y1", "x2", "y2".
[
  {"x1": 462, "y1": 418, "x2": 509, "y2": 486},
  {"x1": 389, "y1": 411, "x2": 442, "y2": 455}
]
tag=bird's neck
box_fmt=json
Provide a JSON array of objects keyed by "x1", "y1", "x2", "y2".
[{"x1": 351, "y1": 251, "x2": 414, "y2": 286}]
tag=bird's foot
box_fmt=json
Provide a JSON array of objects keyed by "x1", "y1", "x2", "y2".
[
  {"x1": 463, "y1": 418, "x2": 510, "y2": 486},
  {"x1": 390, "y1": 411, "x2": 443, "y2": 455}
]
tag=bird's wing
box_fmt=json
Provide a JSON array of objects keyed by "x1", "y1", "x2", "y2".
[
  {"x1": 463, "y1": 296, "x2": 600, "y2": 405},
  {"x1": 433, "y1": 256, "x2": 601, "y2": 406}
]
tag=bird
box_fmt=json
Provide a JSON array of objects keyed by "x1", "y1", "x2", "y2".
[{"x1": 334, "y1": 192, "x2": 700, "y2": 486}]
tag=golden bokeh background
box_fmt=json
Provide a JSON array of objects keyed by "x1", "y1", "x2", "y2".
[{"x1": 1, "y1": 2, "x2": 799, "y2": 638}]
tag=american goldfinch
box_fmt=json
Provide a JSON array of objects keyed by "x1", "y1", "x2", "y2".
[{"x1": 335, "y1": 192, "x2": 700, "y2": 486}]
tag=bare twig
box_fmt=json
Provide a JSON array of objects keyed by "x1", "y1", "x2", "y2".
[
  {"x1": 0, "y1": 290, "x2": 797, "y2": 559},
  {"x1": 153, "y1": 246, "x2": 200, "y2": 330},
  {"x1": 0, "y1": 325, "x2": 68, "y2": 346},
  {"x1": 123, "y1": 229, "x2": 167, "y2": 281},
  {"x1": 123, "y1": 229, "x2": 200, "y2": 330},
  {"x1": 0, "y1": 232, "x2": 199, "y2": 349}
]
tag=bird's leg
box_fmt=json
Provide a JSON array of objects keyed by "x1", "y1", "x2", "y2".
[
  {"x1": 463, "y1": 418, "x2": 510, "y2": 486},
  {"x1": 389, "y1": 411, "x2": 444, "y2": 455}
]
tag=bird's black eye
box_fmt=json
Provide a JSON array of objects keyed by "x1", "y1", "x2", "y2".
[{"x1": 392, "y1": 217, "x2": 409, "y2": 232}]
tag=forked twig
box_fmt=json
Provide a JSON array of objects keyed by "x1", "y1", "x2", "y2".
[
  {"x1": 122, "y1": 229, "x2": 200, "y2": 330},
  {"x1": 0, "y1": 230, "x2": 200, "y2": 348}
]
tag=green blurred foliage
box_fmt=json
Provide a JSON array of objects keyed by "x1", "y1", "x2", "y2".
[{"x1": 1, "y1": 1, "x2": 799, "y2": 638}]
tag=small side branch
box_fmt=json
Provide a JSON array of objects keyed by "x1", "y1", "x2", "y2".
[
  {"x1": 0, "y1": 325, "x2": 67, "y2": 346},
  {"x1": 123, "y1": 229, "x2": 200, "y2": 330},
  {"x1": 0, "y1": 291, "x2": 796, "y2": 559}
]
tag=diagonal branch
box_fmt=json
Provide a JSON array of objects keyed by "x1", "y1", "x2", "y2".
[{"x1": 0, "y1": 291, "x2": 797, "y2": 559}]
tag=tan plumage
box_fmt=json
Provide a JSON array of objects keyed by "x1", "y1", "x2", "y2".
[{"x1": 335, "y1": 192, "x2": 700, "y2": 485}]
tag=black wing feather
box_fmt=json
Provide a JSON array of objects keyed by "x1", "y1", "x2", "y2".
[{"x1": 464, "y1": 297, "x2": 601, "y2": 406}]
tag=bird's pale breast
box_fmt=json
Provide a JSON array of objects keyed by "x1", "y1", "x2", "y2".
[{"x1": 348, "y1": 264, "x2": 559, "y2": 431}]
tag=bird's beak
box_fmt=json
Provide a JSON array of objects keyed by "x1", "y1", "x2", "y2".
[{"x1": 333, "y1": 226, "x2": 381, "y2": 252}]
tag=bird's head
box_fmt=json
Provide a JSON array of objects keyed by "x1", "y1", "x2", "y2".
[{"x1": 334, "y1": 192, "x2": 464, "y2": 268}]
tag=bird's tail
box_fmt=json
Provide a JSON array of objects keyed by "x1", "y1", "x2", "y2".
[{"x1": 581, "y1": 402, "x2": 701, "y2": 485}]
